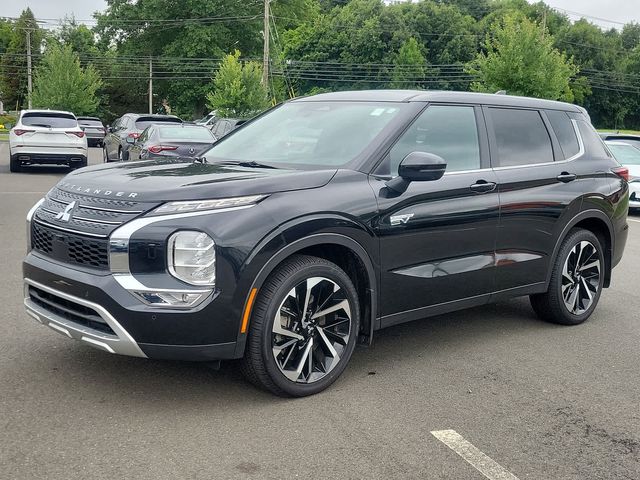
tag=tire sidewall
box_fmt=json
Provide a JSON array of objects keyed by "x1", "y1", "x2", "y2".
[
  {"x1": 554, "y1": 230, "x2": 605, "y2": 324},
  {"x1": 258, "y1": 262, "x2": 360, "y2": 396}
]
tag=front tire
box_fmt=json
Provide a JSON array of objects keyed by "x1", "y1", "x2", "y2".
[
  {"x1": 530, "y1": 228, "x2": 604, "y2": 325},
  {"x1": 241, "y1": 255, "x2": 360, "y2": 397}
]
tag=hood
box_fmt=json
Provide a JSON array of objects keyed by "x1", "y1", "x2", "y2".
[{"x1": 59, "y1": 158, "x2": 337, "y2": 202}]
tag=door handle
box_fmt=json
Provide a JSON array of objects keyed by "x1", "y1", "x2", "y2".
[
  {"x1": 557, "y1": 172, "x2": 577, "y2": 183},
  {"x1": 469, "y1": 180, "x2": 497, "y2": 193}
]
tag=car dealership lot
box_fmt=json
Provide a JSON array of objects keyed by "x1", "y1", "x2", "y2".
[{"x1": 1, "y1": 144, "x2": 639, "y2": 479}]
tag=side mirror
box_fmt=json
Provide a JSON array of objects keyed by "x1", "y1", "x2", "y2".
[
  {"x1": 386, "y1": 152, "x2": 447, "y2": 193},
  {"x1": 126, "y1": 136, "x2": 136, "y2": 145}
]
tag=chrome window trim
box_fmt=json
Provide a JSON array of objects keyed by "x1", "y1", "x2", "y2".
[{"x1": 378, "y1": 119, "x2": 585, "y2": 178}]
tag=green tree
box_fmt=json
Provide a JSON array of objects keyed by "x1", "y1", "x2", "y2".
[
  {"x1": 205, "y1": 50, "x2": 268, "y2": 118},
  {"x1": 31, "y1": 44, "x2": 102, "y2": 115},
  {"x1": 390, "y1": 37, "x2": 427, "y2": 89},
  {"x1": 0, "y1": 9, "x2": 44, "y2": 109},
  {"x1": 467, "y1": 13, "x2": 578, "y2": 101}
]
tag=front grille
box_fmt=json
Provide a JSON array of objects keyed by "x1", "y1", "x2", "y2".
[
  {"x1": 32, "y1": 222, "x2": 110, "y2": 269},
  {"x1": 28, "y1": 286, "x2": 115, "y2": 335}
]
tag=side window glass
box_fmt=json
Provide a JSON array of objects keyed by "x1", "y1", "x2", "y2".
[
  {"x1": 489, "y1": 108, "x2": 554, "y2": 167},
  {"x1": 546, "y1": 110, "x2": 580, "y2": 159},
  {"x1": 576, "y1": 120, "x2": 611, "y2": 159},
  {"x1": 384, "y1": 105, "x2": 481, "y2": 176}
]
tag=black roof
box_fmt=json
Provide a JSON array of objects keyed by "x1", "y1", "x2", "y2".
[{"x1": 294, "y1": 90, "x2": 583, "y2": 112}]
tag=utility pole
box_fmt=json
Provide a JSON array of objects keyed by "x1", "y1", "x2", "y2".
[
  {"x1": 148, "y1": 57, "x2": 153, "y2": 114},
  {"x1": 262, "y1": 0, "x2": 270, "y2": 87},
  {"x1": 26, "y1": 29, "x2": 32, "y2": 109}
]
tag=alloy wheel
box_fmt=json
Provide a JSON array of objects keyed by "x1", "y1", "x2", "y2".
[
  {"x1": 561, "y1": 240, "x2": 601, "y2": 315},
  {"x1": 272, "y1": 277, "x2": 352, "y2": 383}
]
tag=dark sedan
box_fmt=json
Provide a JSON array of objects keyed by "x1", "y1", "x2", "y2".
[
  {"x1": 103, "y1": 113, "x2": 183, "y2": 162},
  {"x1": 127, "y1": 124, "x2": 216, "y2": 160},
  {"x1": 77, "y1": 116, "x2": 106, "y2": 147}
]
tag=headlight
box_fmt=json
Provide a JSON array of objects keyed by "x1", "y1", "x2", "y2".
[
  {"x1": 168, "y1": 231, "x2": 216, "y2": 286},
  {"x1": 151, "y1": 195, "x2": 266, "y2": 216}
]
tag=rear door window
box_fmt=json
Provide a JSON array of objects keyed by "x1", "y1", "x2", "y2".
[
  {"x1": 21, "y1": 112, "x2": 77, "y2": 128},
  {"x1": 488, "y1": 108, "x2": 554, "y2": 167},
  {"x1": 546, "y1": 110, "x2": 580, "y2": 159}
]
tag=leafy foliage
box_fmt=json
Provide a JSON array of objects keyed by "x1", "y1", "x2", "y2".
[
  {"x1": 467, "y1": 13, "x2": 578, "y2": 101},
  {"x1": 31, "y1": 44, "x2": 102, "y2": 115},
  {"x1": 0, "y1": 9, "x2": 44, "y2": 109},
  {"x1": 205, "y1": 50, "x2": 268, "y2": 118},
  {"x1": 390, "y1": 38, "x2": 427, "y2": 89}
]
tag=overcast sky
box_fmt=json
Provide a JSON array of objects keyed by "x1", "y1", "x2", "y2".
[{"x1": 2, "y1": 0, "x2": 639, "y2": 28}]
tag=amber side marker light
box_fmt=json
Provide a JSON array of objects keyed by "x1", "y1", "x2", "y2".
[{"x1": 240, "y1": 288, "x2": 258, "y2": 334}]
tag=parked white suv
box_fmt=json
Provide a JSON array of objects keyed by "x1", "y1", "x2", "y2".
[{"x1": 9, "y1": 110, "x2": 88, "y2": 172}]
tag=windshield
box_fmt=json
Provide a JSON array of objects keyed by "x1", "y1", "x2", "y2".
[
  {"x1": 158, "y1": 126, "x2": 214, "y2": 142},
  {"x1": 22, "y1": 112, "x2": 77, "y2": 128},
  {"x1": 607, "y1": 143, "x2": 640, "y2": 165},
  {"x1": 201, "y1": 102, "x2": 405, "y2": 168}
]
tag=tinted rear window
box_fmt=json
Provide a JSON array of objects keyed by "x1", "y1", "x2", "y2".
[
  {"x1": 546, "y1": 110, "x2": 580, "y2": 159},
  {"x1": 489, "y1": 108, "x2": 554, "y2": 166},
  {"x1": 158, "y1": 126, "x2": 214, "y2": 141},
  {"x1": 78, "y1": 119, "x2": 103, "y2": 126},
  {"x1": 22, "y1": 112, "x2": 77, "y2": 128},
  {"x1": 135, "y1": 117, "x2": 182, "y2": 130}
]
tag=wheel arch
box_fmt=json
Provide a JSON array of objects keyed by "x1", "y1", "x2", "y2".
[
  {"x1": 234, "y1": 233, "x2": 378, "y2": 357},
  {"x1": 546, "y1": 209, "x2": 614, "y2": 288}
]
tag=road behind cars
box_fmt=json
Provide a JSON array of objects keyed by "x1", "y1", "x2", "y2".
[{"x1": 1, "y1": 143, "x2": 639, "y2": 479}]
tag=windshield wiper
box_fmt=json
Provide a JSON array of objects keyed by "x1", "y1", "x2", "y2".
[
  {"x1": 31, "y1": 123, "x2": 52, "y2": 128},
  {"x1": 217, "y1": 160, "x2": 278, "y2": 169}
]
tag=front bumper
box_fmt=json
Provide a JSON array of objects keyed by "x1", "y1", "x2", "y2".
[
  {"x1": 25, "y1": 278, "x2": 147, "y2": 357},
  {"x1": 23, "y1": 253, "x2": 241, "y2": 361}
]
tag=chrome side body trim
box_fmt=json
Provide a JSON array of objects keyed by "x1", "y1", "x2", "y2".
[
  {"x1": 26, "y1": 198, "x2": 44, "y2": 251},
  {"x1": 24, "y1": 278, "x2": 147, "y2": 358},
  {"x1": 109, "y1": 204, "x2": 252, "y2": 274}
]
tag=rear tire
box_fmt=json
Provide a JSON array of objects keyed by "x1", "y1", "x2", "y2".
[
  {"x1": 119, "y1": 147, "x2": 129, "y2": 161},
  {"x1": 530, "y1": 228, "x2": 604, "y2": 325},
  {"x1": 240, "y1": 255, "x2": 360, "y2": 397},
  {"x1": 9, "y1": 154, "x2": 21, "y2": 173}
]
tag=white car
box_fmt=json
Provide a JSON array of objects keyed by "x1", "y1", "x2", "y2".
[
  {"x1": 605, "y1": 140, "x2": 640, "y2": 209},
  {"x1": 9, "y1": 109, "x2": 88, "y2": 172}
]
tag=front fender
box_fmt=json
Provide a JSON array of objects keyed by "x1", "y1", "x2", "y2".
[{"x1": 231, "y1": 215, "x2": 379, "y2": 357}]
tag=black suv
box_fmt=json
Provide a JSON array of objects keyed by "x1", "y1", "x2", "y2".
[{"x1": 23, "y1": 91, "x2": 629, "y2": 397}]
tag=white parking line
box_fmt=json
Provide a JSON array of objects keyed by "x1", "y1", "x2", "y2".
[
  {"x1": 431, "y1": 430, "x2": 519, "y2": 480},
  {"x1": 628, "y1": 218, "x2": 640, "y2": 223}
]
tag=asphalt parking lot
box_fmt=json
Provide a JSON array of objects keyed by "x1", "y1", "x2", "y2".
[{"x1": 1, "y1": 143, "x2": 639, "y2": 479}]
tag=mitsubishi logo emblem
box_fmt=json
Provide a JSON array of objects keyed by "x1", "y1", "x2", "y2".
[{"x1": 55, "y1": 201, "x2": 76, "y2": 222}]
